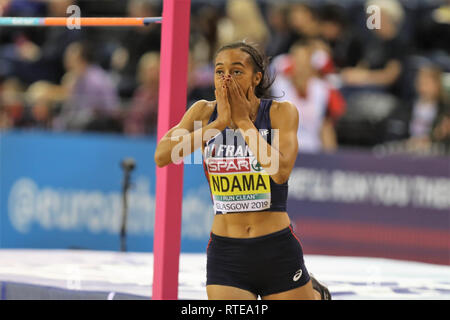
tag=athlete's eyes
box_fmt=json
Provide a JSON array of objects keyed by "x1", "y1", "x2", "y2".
[{"x1": 215, "y1": 70, "x2": 243, "y2": 76}]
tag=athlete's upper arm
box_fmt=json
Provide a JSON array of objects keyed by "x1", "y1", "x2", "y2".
[
  {"x1": 160, "y1": 99, "x2": 212, "y2": 139},
  {"x1": 269, "y1": 101, "x2": 299, "y2": 181}
]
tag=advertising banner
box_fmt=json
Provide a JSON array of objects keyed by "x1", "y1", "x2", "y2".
[
  {"x1": 288, "y1": 151, "x2": 450, "y2": 265},
  {"x1": 1, "y1": 131, "x2": 448, "y2": 264},
  {"x1": 0, "y1": 131, "x2": 213, "y2": 252}
]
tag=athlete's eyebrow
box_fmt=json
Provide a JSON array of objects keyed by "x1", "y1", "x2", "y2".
[
  {"x1": 214, "y1": 62, "x2": 246, "y2": 67},
  {"x1": 231, "y1": 62, "x2": 245, "y2": 67}
]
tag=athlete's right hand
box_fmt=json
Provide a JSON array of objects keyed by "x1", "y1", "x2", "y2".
[{"x1": 215, "y1": 77, "x2": 232, "y2": 129}]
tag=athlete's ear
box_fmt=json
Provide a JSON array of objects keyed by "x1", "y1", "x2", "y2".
[{"x1": 253, "y1": 71, "x2": 262, "y2": 88}]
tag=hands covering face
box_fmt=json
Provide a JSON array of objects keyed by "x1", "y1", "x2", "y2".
[{"x1": 216, "y1": 74, "x2": 258, "y2": 128}]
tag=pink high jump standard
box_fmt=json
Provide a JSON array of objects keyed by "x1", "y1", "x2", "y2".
[
  {"x1": 153, "y1": 0, "x2": 191, "y2": 300},
  {"x1": 0, "y1": 0, "x2": 191, "y2": 301}
]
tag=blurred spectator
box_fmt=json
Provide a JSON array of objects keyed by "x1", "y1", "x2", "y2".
[
  {"x1": 110, "y1": 0, "x2": 161, "y2": 98},
  {"x1": 317, "y1": 3, "x2": 364, "y2": 69},
  {"x1": 409, "y1": 66, "x2": 447, "y2": 139},
  {"x1": 265, "y1": 3, "x2": 294, "y2": 58},
  {"x1": 187, "y1": 50, "x2": 216, "y2": 107},
  {"x1": 0, "y1": 76, "x2": 12, "y2": 129},
  {"x1": 0, "y1": 78, "x2": 26, "y2": 127},
  {"x1": 271, "y1": 40, "x2": 338, "y2": 153},
  {"x1": 0, "y1": 1, "x2": 11, "y2": 16},
  {"x1": 0, "y1": 0, "x2": 81, "y2": 84},
  {"x1": 287, "y1": 3, "x2": 321, "y2": 41},
  {"x1": 385, "y1": 64, "x2": 450, "y2": 150},
  {"x1": 0, "y1": 0, "x2": 46, "y2": 46},
  {"x1": 335, "y1": 0, "x2": 408, "y2": 148},
  {"x1": 340, "y1": 0, "x2": 405, "y2": 90},
  {"x1": 123, "y1": 52, "x2": 160, "y2": 136},
  {"x1": 25, "y1": 80, "x2": 65, "y2": 129},
  {"x1": 289, "y1": 37, "x2": 347, "y2": 126},
  {"x1": 432, "y1": 113, "x2": 450, "y2": 151},
  {"x1": 217, "y1": 0, "x2": 269, "y2": 49},
  {"x1": 0, "y1": 0, "x2": 447, "y2": 156},
  {"x1": 414, "y1": 1, "x2": 450, "y2": 53},
  {"x1": 0, "y1": 105, "x2": 12, "y2": 130},
  {"x1": 190, "y1": 4, "x2": 221, "y2": 65},
  {"x1": 53, "y1": 41, "x2": 120, "y2": 132}
]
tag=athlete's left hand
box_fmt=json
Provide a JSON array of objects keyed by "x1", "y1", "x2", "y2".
[{"x1": 226, "y1": 75, "x2": 258, "y2": 128}]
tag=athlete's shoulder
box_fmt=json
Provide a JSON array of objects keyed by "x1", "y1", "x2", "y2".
[
  {"x1": 187, "y1": 99, "x2": 214, "y2": 110},
  {"x1": 186, "y1": 99, "x2": 216, "y2": 121},
  {"x1": 202, "y1": 99, "x2": 217, "y2": 111},
  {"x1": 270, "y1": 100, "x2": 299, "y2": 119}
]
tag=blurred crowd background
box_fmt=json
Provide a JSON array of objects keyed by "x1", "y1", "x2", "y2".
[{"x1": 0, "y1": 0, "x2": 449, "y2": 155}]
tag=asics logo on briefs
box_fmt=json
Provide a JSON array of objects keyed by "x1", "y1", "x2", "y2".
[{"x1": 293, "y1": 269, "x2": 303, "y2": 282}]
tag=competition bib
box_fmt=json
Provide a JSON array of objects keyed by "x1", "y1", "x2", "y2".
[{"x1": 206, "y1": 156, "x2": 271, "y2": 213}]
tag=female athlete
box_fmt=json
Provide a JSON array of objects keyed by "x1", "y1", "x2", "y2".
[{"x1": 154, "y1": 42, "x2": 330, "y2": 300}]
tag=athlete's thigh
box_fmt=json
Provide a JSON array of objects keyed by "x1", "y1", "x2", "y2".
[
  {"x1": 207, "y1": 285, "x2": 258, "y2": 300},
  {"x1": 261, "y1": 280, "x2": 317, "y2": 300}
]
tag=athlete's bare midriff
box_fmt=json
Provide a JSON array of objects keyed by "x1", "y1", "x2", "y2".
[{"x1": 211, "y1": 211, "x2": 291, "y2": 238}]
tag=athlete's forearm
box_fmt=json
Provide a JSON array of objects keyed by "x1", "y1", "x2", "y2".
[
  {"x1": 155, "y1": 119, "x2": 227, "y2": 167},
  {"x1": 237, "y1": 119, "x2": 287, "y2": 183}
]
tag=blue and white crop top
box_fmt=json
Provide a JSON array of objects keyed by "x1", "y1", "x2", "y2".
[{"x1": 202, "y1": 99, "x2": 288, "y2": 214}]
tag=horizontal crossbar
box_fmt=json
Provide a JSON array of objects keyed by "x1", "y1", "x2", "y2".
[{"x1": 0, "y1": 17, "x2": 162, "y2": 27}]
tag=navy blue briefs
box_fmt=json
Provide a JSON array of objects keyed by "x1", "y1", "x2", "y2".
[{"x1": 206, "y1": 226, "x2": 310, "y2": 297}]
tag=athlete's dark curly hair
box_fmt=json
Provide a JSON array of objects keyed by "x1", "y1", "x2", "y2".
[{"x1": 214, "y1": 41, "x2": 275, "y2": 99}]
